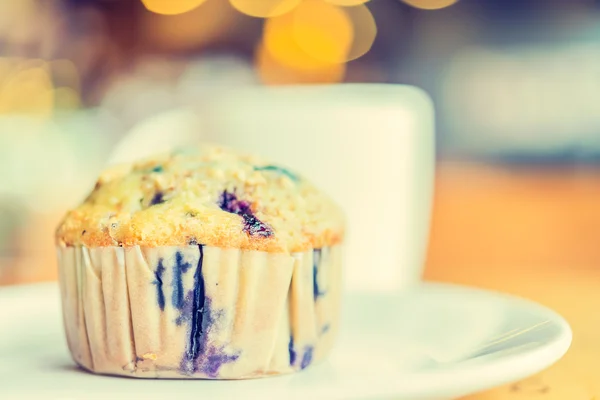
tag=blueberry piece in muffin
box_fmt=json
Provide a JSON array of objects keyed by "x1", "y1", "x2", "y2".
[{"x1": 217, "y1": 190, "x2": 273, "y2": 237}]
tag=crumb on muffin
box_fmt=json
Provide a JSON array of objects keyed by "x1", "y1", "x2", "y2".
[{"x1": 56, "y1": 144, "x2": 345, "y2": 253}]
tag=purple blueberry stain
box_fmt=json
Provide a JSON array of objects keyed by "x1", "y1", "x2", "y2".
[
  {"x1": 218, "y1": 190, "x2": 273, "y2": 238},
  {"x1": 152, "y1": 259, "x2": 166, "y2": 311},
  {"x1": 179, "y1": 245, "x2": 240, "y2": 377},
  {"x1": 301, "y1": 347, "x2": 314, "y2": 370},
  {"x1": 150, "y1": 191, "x2": 165, "y2": 206},
  {"x1": 313, "y1": 249, "x2": 326, "y2": 301},
  {"x1": 172, "y1": 252, "x2": 192, "y2": 310},
  {"x1": 187, "y1": 246, "x2": 206, "y2": 363},
  {"x1": 198, "y1": 346, "x2": 240, "y2": 378},
  {"x1": 288, "y1": 335, "x2": 297, "y2": 366},
  {"x1": 175, "y1": 289, "x2": 194, "y2": 327}
]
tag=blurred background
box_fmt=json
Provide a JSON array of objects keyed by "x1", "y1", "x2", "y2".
[{"x1": 1, "y1": 0, "x2": 599, "y2": 286}]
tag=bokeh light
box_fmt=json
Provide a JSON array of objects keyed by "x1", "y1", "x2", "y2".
[
  {"x1": 263, "y1": 5, "x2": 346, "y2": 70},
  {"x1": 263, "y1": 0, "x2": 377, "y2": 67},
  {"x1": 141, "y1": 0, "x2": 208, "y2": 15},
  {"x1": 0, "y1": 58, "x2": 81, "y2": 116},
  {"x1": 141, "y1": 0, "x2": 236, "y2": 51},
  {"x1": 402, "y1": 0, "x2": 458, "y2": 10},
  {"x1": 325, "y1": 0, "x2": 369, "y2": 5},
  {"x1": 0, "y1": 61, "x2": 54, "y2": 116},
  {"x1": 229, "y1": 0, "x2": 301, "y2": 18},
  {"x1": 258, "y1": 0, "x2": 377, "y2": 83},
  {"x1": 255, "y1": 43, "x2": 345, "y2": 85},
  {"x1": 342, "y1": 4, "x2": 377, "y2": 61},
  {"x1": 291, "y1": 0, "x2": 353, "y2": 64}
]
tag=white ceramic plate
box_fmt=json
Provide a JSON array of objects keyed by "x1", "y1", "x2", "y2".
[{"x1": 0, "y1": 282, "x2": 571, "y2": 400}]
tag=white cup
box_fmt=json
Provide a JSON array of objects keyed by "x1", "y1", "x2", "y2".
[{"x1": 203, "y1": 84, "x2": 435, "y2": 293}]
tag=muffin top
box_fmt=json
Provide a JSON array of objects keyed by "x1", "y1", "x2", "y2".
[{"x1": 56, "y1": 144, "x2": 344, "y2": 253}]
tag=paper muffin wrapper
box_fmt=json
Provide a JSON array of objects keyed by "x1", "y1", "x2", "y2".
[{"x1": 57, "y1": 244, "x2": 342, "y2": 379}]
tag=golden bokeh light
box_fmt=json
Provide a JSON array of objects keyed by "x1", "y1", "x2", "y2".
[
  {"x1": 141, "y1": 0, "x2": 208, "y2": 15},
  {"x1": 229, "y1": 0, "x2": 301, "y2": 18},
  {"x1": 0, "y1": 58, "x2": 82, "y2": 115},
  {"x1": 325, "y1": 0, "x2": 369, "y2": 5},
  {"x1": 0, "y1": 62, "x2": 54, "y2": 116},
  {"x1": 255, "y1": 44, "x2": 345, "y2": 85},
  {"x1": 290, "y1": 0, "x2": 354, "y2": 64},
  {"x1": 342, "y1": 4, "x2": 377, "y2": 61},
  {"x1": 141, "y1": 0, "x2": 236, "y2": 51},
  {"x1": 259, "y1": 0, "x2": 377, "y2": 83},
  {"x1": 401, "y1": 0, "x2": 458, "y2": 10},
  {"x1": 263, "y1": 8, "x2": 343, "y2": 70}
]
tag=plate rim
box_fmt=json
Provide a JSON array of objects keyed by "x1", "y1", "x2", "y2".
[
  {"x1": 378, "y1": 281, "x2": 573, "y2": 398},
  {"x1": 0, "y1": 281, "x2": 573, "y2": 400}
]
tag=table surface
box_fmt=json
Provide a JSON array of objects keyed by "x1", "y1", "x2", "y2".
[
  {"x1": 424, "y1": 161, "x2": 600, "y2": 399},
  {"x1": 3, "y1": 161, "x2": 600, "y2": 399}
]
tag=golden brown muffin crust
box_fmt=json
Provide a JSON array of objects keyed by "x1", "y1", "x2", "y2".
[{"x1": 56, "y1": 144, "x2": 344, "y2": 253}]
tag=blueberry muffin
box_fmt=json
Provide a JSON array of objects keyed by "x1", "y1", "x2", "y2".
[{"x1": 55, "y1": 144, "x2": 344, "y2": 379}]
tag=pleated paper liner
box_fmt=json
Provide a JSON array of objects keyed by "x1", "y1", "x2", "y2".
[{"x1": 57, "y1": 244, "x2": 342, "y2": 379}]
